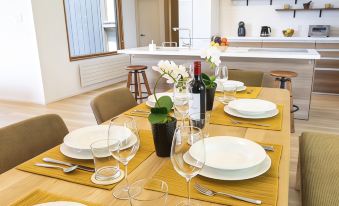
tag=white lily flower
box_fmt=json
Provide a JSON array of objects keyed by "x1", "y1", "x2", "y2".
[{"x1": 153, "y1": 60, "x2": 189, "y2": 84}]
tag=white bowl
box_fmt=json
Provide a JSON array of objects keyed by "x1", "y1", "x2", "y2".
[
  {"x1": 189, "y1": 136, "x2": 266, "y2": 170},
  {"x1": 228, "y1": 99, "x2": 277, "y2": 116}
]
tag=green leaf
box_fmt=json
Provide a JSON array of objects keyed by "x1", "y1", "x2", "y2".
[
  {"x1": 201, "y1": 73, "x2": 210, "y2": 81},
  {"x1": 155, "y1": 96, "x2": 173, "y2": 113},
  {"x1": 150, "y1": 107, "x2": 168, "y2": 114},
  {"x1": 148, "y1": 113, "x2": 168, "y2": 124},
  {"x1": 210, "y1": 75, "x2": 216, "y2": 82}
]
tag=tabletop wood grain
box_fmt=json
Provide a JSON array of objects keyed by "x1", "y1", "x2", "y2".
[{"x1": 0, "y1": 88, "x2": 290, "y2": 206}]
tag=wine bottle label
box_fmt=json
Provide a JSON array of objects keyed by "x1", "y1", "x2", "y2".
[{"x1": 189, "y1": 94, "x2": 201, "y2": 116}]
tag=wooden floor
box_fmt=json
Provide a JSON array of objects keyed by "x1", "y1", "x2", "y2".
[{"x1": 0, "y1": 81, "x2": 338, "y2": 206}]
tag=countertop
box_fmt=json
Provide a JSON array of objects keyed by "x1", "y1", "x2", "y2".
[
  {"x1": 118, "y1": 47, "x2": 321, "y2": 60},
  {"x1": 227, "y1": 36, "x2": 339, "y2": 43}
]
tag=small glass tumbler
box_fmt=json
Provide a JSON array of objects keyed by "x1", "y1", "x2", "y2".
[
  {"x1": 90, "y1": 139, "x2": 121, "y2": 181},
  {"x1": 189, "y1": 112, "x2": 210, "y2": 138},
  {"x1": 222, "y1": 84, "x2": 237, "y2": 104},
  {"x1": 128, "y1": 178, "x2": 168, "y2": 206}
]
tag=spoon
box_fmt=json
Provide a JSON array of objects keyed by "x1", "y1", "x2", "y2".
[{"x1": 35, "y1": 163, "x2": 78, "y2": 173}]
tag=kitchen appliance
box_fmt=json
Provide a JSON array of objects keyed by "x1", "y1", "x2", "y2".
[
  {"x1": 238, "y1": 21, "x2": 246, "y2": 37},
  {"x1": 260, "y1": 26, "x2": 271, "y2": 37},
  {"x1": 308, "y1": 25, "x2": 330, "y2": 37}
]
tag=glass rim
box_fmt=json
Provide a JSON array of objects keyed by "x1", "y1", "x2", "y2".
[
  {"x1": 175, "y1": 125, "x2": 202, "y2": 133},
  {"x1": 90, "y1": 138, "x2": 119, "y2": 150},
  {"x1": 128, "y1": 178, "x2": 168, "y2": 201},
  {"x1": 109, "y1": 115, "x2": 135, "y2": 124}
]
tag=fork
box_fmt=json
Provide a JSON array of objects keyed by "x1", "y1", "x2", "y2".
[
  {"x1": 228, "y1": 117, "x2": 270, "y2": 127},
  {"x1": 194, "y1": 183, "x2": 262, "y2": 205}
]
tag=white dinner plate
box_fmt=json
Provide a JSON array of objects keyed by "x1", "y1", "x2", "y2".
[
  {"x1": 147, "y1": 92, "x2": 173, "y2": 103},
  {"x1": 34, "y1": 201, "x2": 86, "y2": 206},
  {"x1": 60, "y1": 134, "x2": 138, "y2": 160},
  {"x1": 225, "y1": 105, "x2": 279, "y2": 119},
  {"x1": 64, "y1": 125, "x2": 131, "y2": 151},
  {"x1": 228, "y1": 99, "x2": 277, "y2": 116},
  {"x1": 183, "y1": 152, "x2": 271, "y2": 181},
  {"x1": 216, "y1": 80, "x2": 244, "y2": 87},
  {"x1": 216, "y1": 85, "x2": 247, "y2": 92},
  {"x1": 189, "y1": 136, "x2": 266, "y2": 170}
]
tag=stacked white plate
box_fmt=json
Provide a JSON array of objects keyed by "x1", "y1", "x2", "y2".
[
  {"x1": 146, "y1": 92, "x2": 173, "y2": 108},
  {"x1": 225, "y1": 99, "x2": 279, "y2": 119},
  {"x1": 60, "y1": 125, "x2": 137, "y2": 160},
  {"x1": 216, "y1": 80, "x2": 246, "y2": 92},
  {"x1": 184, "y1": 136, "x2": 271, "y2": 180}
]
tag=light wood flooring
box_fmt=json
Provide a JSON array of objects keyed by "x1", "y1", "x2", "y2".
[{"x1": 0, "y1": 81, "x2": 338, "y2": 206}]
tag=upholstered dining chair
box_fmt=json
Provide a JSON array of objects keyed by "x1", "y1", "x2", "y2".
[
  {"x1": 0, "y1": 114, "x2": 69, "y2": 174},
  {"x1": 228, "y1": 70, "x2": 264, "y2": 87},
  {"x1": 90, "y1": 87, "x2": 138, "y2": 124},
  {"x1": 298, "y1": 132, "x2": 339, "y2": 206}
]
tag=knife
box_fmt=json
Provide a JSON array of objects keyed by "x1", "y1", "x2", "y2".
[{"x1": 43, "y1": 157, "x2": 95, "y2": 172}]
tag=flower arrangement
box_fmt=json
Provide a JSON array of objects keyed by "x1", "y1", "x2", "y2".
[{"x1": 149, "y1": 60, "x2": 189, "y2": 124}]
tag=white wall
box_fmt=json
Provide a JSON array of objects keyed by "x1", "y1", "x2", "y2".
[
  {"x1": 0, "y1": 0, "x2": 45, "y2": 104},
  {"x1": 30, "y1": 0, "x2": 133, "y2": 104},
  {"x1": 122, "y1": 0, "x2": 137, "y2": 48},
  {"x1": 220, "y1": 0, "x2": 339, "y2": 37}
]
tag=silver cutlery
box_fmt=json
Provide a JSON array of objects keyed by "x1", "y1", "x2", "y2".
[
  {"x1": 132, "y1": 110, "x2": 150, "y2": 114},
  {"x1": 35, "y1": 163, "x2": 78, "y2": 173},
  {"x1": 262, "y1": 145, "x2": 275, "y2": 152},
  {"x1": 42, "y1": 157, "x2": 94, "y2": 172},
  {"x1": 228, "y1": 117, "x2": 270, "y2": 127},
  {"x1": 194, "y1": 183, "x2": 262, "y2": 205}
]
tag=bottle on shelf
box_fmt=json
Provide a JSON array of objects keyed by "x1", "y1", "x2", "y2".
[{"x1": 189, "y1": 61, "x2": 206, "y2": 116}]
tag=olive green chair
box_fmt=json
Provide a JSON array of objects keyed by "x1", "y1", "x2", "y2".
[
  {"x1": 228, "y1": 70, "x2": 264, "y2": 87},
  {"x1": 0, "y1": 114, "x2": 69, "y2": 174},
  {"x1": 299, "y1": 132, "x2": 339, "y2": 206},
  {"x1": 90, "y1": 87, "x2": 138, "y2": 124}
]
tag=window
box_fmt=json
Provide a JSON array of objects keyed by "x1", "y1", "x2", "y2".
[{"x1": 63, "y1": 0, "x2": 124, "y2": 61}]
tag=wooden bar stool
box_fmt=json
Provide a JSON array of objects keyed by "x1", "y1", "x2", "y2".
[
  {"x1": 270, "y1": 70, "x2": 299, "y2": 133},
  {"x1": 126, "y1": 65, "x2": 152, "y2": 103}
]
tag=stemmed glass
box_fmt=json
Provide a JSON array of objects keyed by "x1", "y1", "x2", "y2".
[
  {"x1": 108, "y1": 116, "x2": 140, "y2": 200},
  {"x1": 215, "y1": 64, "x2": 228, "y2": 80},
  {"x1": 171, "y1": 126, "x2": 205, "y2": 206},
  {"x1": 173, "y1": 79, "x2": 191, "y2": 127}
]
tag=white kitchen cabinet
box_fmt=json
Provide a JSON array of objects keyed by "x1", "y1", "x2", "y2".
[{"x1": 178, "y1": 0, "x2": 219, "y2": 47}]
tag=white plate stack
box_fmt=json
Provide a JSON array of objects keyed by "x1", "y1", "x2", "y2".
[
  {"x1": 216, "y1": 80, "x2": 247, "y2": 92},
  {"x1": 184, "y1": 136, "x2": 271, "y2": 180},
  {"x1": 60, "y1": 125, "x2": 137, "y2": 160},
  {"x1": 146, "y1": 92, "x2": 173, "y2": 108},
  {"x1": 225, "y1": 99, "x2": 279, "y2": 119}
]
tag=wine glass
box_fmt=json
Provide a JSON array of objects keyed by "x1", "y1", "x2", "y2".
[
  {"x1": 108, "y1": 116, "x2": 140, "y2": 200},
  {"x1": 173, "y1": 80, "x2": 191, "y2": 127},
  {"x1": 171, "y1": 126, "x2": 205, "y2": 206},
  {"x1": 215, "y1": 64, "x2": 228, "y2": 80}
]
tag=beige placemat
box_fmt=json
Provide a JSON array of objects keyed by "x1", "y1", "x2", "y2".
[
  {"x1": 10, "y1": 189, "x2": 101, "y2": 206},
  {"x1": 215, "y1": 87, "x2": 262, "y2": 99},
  {"x1": 150, "y1": 142, "x2": 283, "y2": 206},
  {"x1": 17, "y1": 130, "x2": 154, "y2": 190},
  {"x1": 210, "y1": 104, "x2": 284, "y2": 131}
]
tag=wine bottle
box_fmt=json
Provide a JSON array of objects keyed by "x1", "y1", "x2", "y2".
[{"x1": 189, "y1": 61, "x2": 206, "y2": 116}]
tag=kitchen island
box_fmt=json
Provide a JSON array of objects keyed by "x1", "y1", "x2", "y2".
[{"x1": 119, "y1": 47, "x2": 320, "y2": 120}]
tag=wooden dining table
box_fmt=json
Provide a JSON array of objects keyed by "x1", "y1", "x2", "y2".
[{"x1": 0, "y1": 87, "x2": 290, "y2": 206}]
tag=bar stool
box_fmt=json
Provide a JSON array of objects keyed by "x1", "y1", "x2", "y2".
[
  {"x1": 126, "y1": 65, "x2": 152, "y2": 103},
  {"x1": 270, "y1": 70, "x2": 299, "y2": 133}
]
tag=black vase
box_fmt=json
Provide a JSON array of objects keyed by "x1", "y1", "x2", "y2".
[
  {"x1": 206, "y1": 87, "x2": 216, "y2": 111},
  {"x1": 151, "y1": 118, "x2": 177, "y2": 157}
]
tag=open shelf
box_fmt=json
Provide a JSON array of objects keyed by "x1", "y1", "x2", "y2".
[{"x1": 276, "y1": 8, "x2": 339, "y2": 18}]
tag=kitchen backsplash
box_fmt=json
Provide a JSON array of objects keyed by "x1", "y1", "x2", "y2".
[{"x1": 220, "y1": 0, "x2": 339, "y2": 37}]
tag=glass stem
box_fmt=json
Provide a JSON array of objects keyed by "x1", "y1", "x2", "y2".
[
  {"x1": 187, "y1": 178, "x2": 191, "y2": 205},
  {"x1": 124, "y1": 163, "x2": 129, "y2": 187}
]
